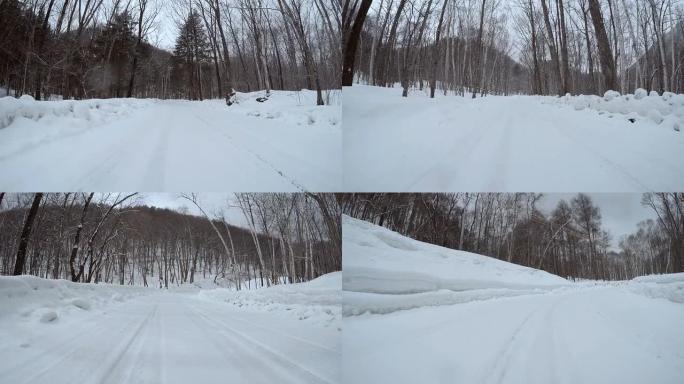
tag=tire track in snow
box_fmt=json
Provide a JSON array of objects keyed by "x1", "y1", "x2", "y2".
[
  {"x1": 11, "y1": 305, "x2": 153, "y2": 384},
  {"x1": 66, "y1": 122, "x2": 151, "y2": 190},
  {"x1": 189, "y1": 304, "x2": 334, "y2": 384},
  {"x1": 192, "y1": 112, "x2": 310, "y2": 192},
  {"x1": 405, "y1": 113, "x2": 487, "y2": 191},
  {"x1": 549, "y1": 115, "x2": 654, "y2": 191},
  {"x1": 96, "y1": 305, "x2": 158, "y2": 384},
  {"x1": 485, "y1": 107, "x2": 513, "y2": 191},
  {"x1": 141, "y1": 119, "x2": 170, "y2": 190},
  {"x1": 482, "y1": 295, "x2": 566, "y2": 384},
  {"x1": 217, "y1": 310, "x2": 339, "y2": 354}
]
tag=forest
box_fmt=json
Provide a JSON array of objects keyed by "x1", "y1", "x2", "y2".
[
  {"x1": 343, "y1": 0, "x2": 684, "y2": 96},
  {"x1": 0, "y1": 0, "x2": 339, "y2": 104},
  {"x1": 0, "y1": 192, "x2": 341, "y2": 289},
  {"x1": 341, "y1": 192, "x2": 684, "y2": 280}
]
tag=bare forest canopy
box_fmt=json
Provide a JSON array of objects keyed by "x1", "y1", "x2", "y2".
[
  {"x1": 346, "y1": 0, "x2": 684, "y2": 97},
  {"x1": 0, "y1": 0, "x2": 340, "y2": 104},
  {"x1": 341, "y1": 193, "x2": 684, "y2": 281},
  {"x1": 0, "y1": 192, "x2": 341, "y2": 290}
]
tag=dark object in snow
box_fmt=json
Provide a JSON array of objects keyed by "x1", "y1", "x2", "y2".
[
  {"x1": 628, "y1": 118, "x2": 636, "y2": 123},
  {"x1": 256, "y1": 91, "x2": 272, "y2": 103},
  {"x1": 226, "y1": 90, "x2": 237, "y2": 106}
]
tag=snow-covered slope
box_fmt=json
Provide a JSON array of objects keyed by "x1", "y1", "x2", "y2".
[
  {"x1": 0, "y1": 274, "x2": 341, "y2": 383},
  {"x1": 343, "y1": 215, "x2": 567, "y2": 295},
  {"x1": 342, "y1": 216, "x2": 684, "y2": 384},
  {"x1": 343, "y1": 85, "x2": 684, "y2": 192},
  {"x1": 0, "y1": 90, "x2": 341, "y2": 191},
  {"x1": 0, "y1": 275, "x2": 150, "y2": 324}
]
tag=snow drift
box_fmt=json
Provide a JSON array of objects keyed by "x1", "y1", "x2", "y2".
[
  {"x1": 545, "y1": 89, "x2": 684, "y2": 132},
  {"x1": 0, "y1": 275, "x2": 149, "y2": 325},
  {"x1": 343, "y1": 215, "x2": 567, "y2": 295},
  {"x1": 198, "y1": 272, "x2": 342, "y2": 327}
]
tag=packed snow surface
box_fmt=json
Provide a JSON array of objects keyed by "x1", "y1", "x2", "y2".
[
  {"x1": 0, "y1": 90, "x2": 341, "y2": 191},
  {"x1": 343, "y1": 85, "x2": 684, "y2": 192},
  {"x1": 343, "y1": 216, "x2": 684, "y2": 384},
  {"x1": 0, "y1": 273, "x2": 341, "y2": 384}
]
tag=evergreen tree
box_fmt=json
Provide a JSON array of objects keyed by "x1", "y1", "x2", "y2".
[
  {"x1": 92, "y1": 11, "x2": 136, "y2": 97},
  {"x1": 172, "y1": 11, "x2": 211, "y2": 100}
]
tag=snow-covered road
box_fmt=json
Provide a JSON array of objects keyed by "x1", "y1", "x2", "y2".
[
  {"x1": 0, "y1": 276, "x2": 341, "y2": 384},
  {"x1": 0, "y1": 91, "x2": 341, "y2": 191},
  {"x1": 343, "y1": 85, "x2": 684, "y2": 192},
  {"x1": 343, "y1": 282, "x2": 684, "y2": 384},
  {"x1": 342, "y1": 216, "x2": 684, "y2": 384}
]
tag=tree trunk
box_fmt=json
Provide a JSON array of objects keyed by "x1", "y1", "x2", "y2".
[
  {"x1": 588, "y1": 0, "x2": 618, "y2": 91},
  {"x1": 430, "y1": 0, "x2": 449, "y2": 98},
  {"x1": 342, "y1": 0, "x2": 373, "y2": 86},
  {"x1": 13, "y1": 193, "x2": 44, "y2": 276}
]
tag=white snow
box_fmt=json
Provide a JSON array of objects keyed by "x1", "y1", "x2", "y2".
[
  {"x1": 547, "y1": 89, "x2": 684, "y2": 130},
  {"x1": 0, "y1": 273, "x2": 340, "y2": 383},
  {"x1": 0, "y1": 90, "x2": 341, "y2": 191},
  {"x1": 342, "y1": 216, "x2": 684, "y2": 384},
  {"x1": 343, "y1": 85, "x2": 684, "y2": 192},
  {"x1": 198, "y1": 272, "x2": 342, "y2": 327},
  {"x1": 343, "y1": 215, "x2": 568, "y2": 295}
]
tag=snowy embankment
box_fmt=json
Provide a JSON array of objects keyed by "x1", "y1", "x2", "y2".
[
  {"x1": 198, "y1": 272, "x2": 342, "y2": 327},
  {"x1": 0, "y1": 276, "x2": 150, "y2": 325},
  {"x1": 343, "y1": 215, "x2": 567, "y2": 315},
  {"x1": 0, "y1": 89, "x2": 341, "y2": 191},
  {"x1": 545, "y1": 89, "x2": 683, "y2": 132},
  {"x1": 343, "y1": 85, "x2": 684, "y2": 192},
  {"x1": 0, "y1": 273, "x2": 341, "y2": 384},
  {"x1": 343, "y1": 216, "x2": 684, "y2": 384}
]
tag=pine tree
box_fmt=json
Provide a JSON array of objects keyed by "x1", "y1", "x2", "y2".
[
  {"x1": 92, "y1": 11, "x2": 136, "y2": 97},
  {"x1": 172, "y1": 11, "x2": 211, "y2": 100}
]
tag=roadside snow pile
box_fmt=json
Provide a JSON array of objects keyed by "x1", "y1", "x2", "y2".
[
  {"x1": 0, "y1": 96, "x2": 152, "y2": 129},
  {"x1": 0, "y1": 96, "x2": 152, "y2": 156},
  {"x1": 632, "y1": 272, "x2": 684, "y2": 283},
  {"x1": 343, "y1": 215, "x2": 568, "y2": 295},
  {"x1": 629, "y1": 272, "x2": 684, "y2": 303},
  {"x1": 0, "y1": 276, "x2": 150, "y2": 324},
  {"x1": 546, "y1": 89, "x2": 684, "y2": 131},
  {"x1": 198, "y1": 272, "x2": 341, "y2": 327},
  {"x1": 343, "y1": 287, "x2": 547, "y2": 316},
  {"x1": 233, "y1": 89, "x2": 341, "y2": 129}
]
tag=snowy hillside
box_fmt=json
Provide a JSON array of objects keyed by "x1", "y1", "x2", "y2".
[
  {"x1": 342, "y1": 216, "x2": 684, "y2": 384},
  {"x1": 343, "y1": 85, "x2": 684, "y2": 192},
  {"x1": 343, "y1": 215, "x2": 568, "y2": 294},
  {"x1": 0, "y1": 273, "x2": 341, "y2": 383},
  {"x1": 0, "y1": 90, "x2": 341, "y2": 191}
]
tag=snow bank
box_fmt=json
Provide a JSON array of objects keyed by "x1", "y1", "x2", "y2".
[
  {"x1": 0, "y1": 96, "x2": 152, "y2": 157},
  {"x1": 545, "y1": 89, "x2": 684, "y2": 132},
  {"x1": 343, "y1": 215, "x2": 568, "y2": 297},
  {"x1": 343, "y1": 288, "x2": 547, "y2": 316},
  {"x1": 0, "y1": 275, "x2": 150, "y2": 324},
  {"x1": 233, "y1": 90, "x2": 341, "y2": 130},
  {"x1": 632, "y1": 272, "x2": 684, "y2": 283},
  {"x1": 629, "y1": 272, "x2": 684, "y2": 303},
  {"x1": 198, "y1": 272, "x2": 341, "y2": 327}
]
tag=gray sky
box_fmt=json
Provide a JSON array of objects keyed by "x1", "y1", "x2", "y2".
[{"x1": 537, "y1": 193, "x2": 658, "y2": 250}]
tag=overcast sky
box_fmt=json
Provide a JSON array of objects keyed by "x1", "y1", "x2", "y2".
[{"x1": 537, "y1": 193, "x2": 658, "y2": 250}]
